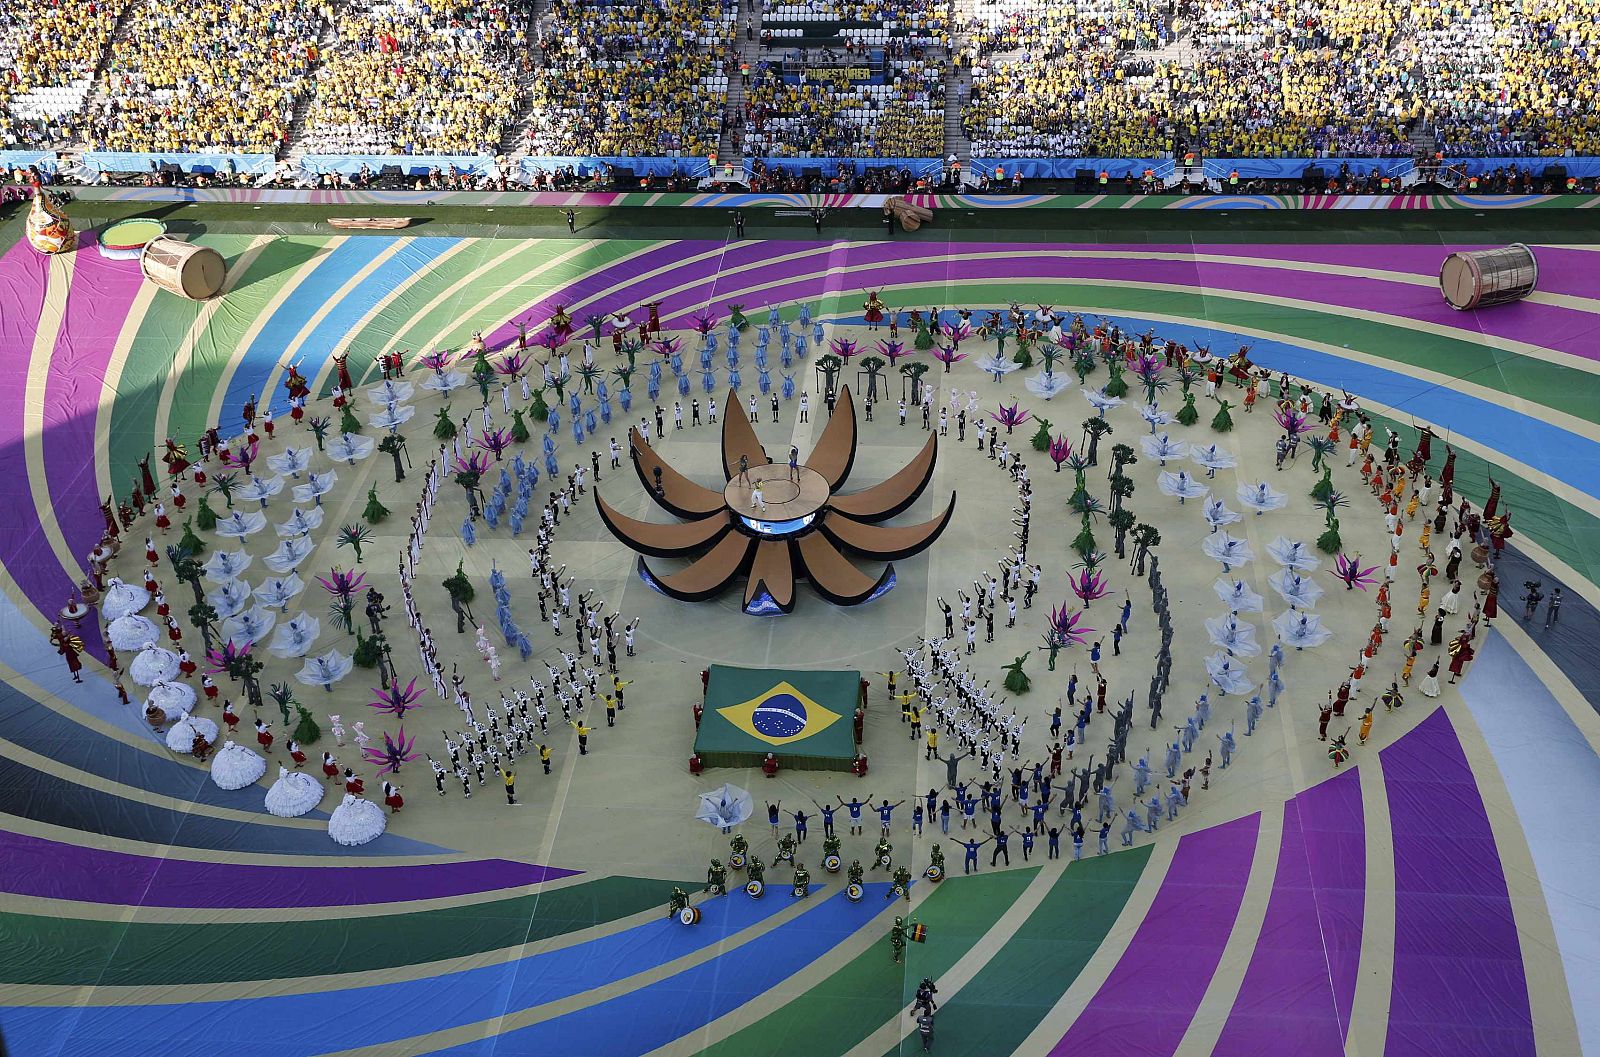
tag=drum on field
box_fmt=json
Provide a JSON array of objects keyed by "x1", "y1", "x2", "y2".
[
  {"x1": 909, "y1": 923, "x2": 928, "y2": 943},
  {"x1": 890, "y1": 884, "x2": 906, "y2": 900},
  {"x1": 745, "y1": 879, "x2": 764, "y2": 898},
  {"x1": 846, "y1": 883, "x2": 864, "y2": 902},
  {"x1": 877, "y1": 853, "x2": 892, "y2": 867},
  {"x1": 140, "y1": 237, "x2": 226, "y2": 300},
  {"x1": 729, "y1": 852, "x2": 746, "y2": 869},
  {"x1": 924, "y1": 864, "x2": 944, "y2": 882},
  {"x1": 1438, "y1": 244, "x2": 1538, "y2": 311},
  {"x1": 677, "y1": 906, "x2": 702, "y2": 925},
  {"x1": 824, "y1": 854, "x2": 842, "y2": 872}
]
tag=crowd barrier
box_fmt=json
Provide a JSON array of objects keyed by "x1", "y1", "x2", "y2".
[
  {"x1": 1453, "y1": 156, "x2": 1600, "y2": 177},
  {"x1": 521, "y1": 156, "x2": 710, "y2": 179},
  {"x1": 23, "y1": 151, "x2": 1600, "y2": 191},
  {"x1": 80, "y1": 152, "x2": 274, "y2": 175},
  {"x1": 301, "y1": 154, "x2": 500, "y2": 178},
  {"x1": 0, "y1": 150, "x2": 59, "y2": 176}
]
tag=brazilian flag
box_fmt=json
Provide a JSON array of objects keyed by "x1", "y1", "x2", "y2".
[{"x1": 694, "y1": 665, "x2": 861, "y2": 771}]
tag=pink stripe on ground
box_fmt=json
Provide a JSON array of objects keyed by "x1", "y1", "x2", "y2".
[
  {"x1": 43, "y1": 236, "x2": 146, "y2": 614},
  {"x1": 1212, "y1": 769, "x2": 1366, "y2": 1056},
  {"x1": 0, "y1": 237, "x2": 59, "y2": 621},
  {"x1": 0, "y1": 826, "x2": 575, "y2": 908},
  {"x1": 1049, "y1": 812, "x2": 1260, "y2": 1057},
  {"x1": 1381, "y1": 708, "x2": 1533, "y2": 1057}
]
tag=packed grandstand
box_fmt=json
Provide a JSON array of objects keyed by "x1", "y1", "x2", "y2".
[{"x1": 1, "y1": 0, "x2": 1597, "y2": 189}]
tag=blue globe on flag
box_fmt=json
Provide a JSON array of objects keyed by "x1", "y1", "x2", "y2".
[{"x1": 751, "y1": 693, "x2": 809, "y2": 739}]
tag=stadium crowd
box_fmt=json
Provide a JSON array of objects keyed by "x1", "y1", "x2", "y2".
[
  {"x1": 0, "y1": 0, "x2": 1597, "y2": 167},
  {"x1": 300, "y1": 0, "x2": 526, "y2": 156},
  {"x1": 82, "y1": 0, "x2": 330, "y2": 154},
  {"x1": 522, "y1": 0, "x2": 734, "y2": 157},
  {"x1": 960, "y1": 0, "x2": 1600, "y2": 159},
  {"x1": 0, "y1": 0, "x2": 129, "y2": 148}
]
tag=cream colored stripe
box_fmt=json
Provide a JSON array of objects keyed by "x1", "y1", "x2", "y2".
[
  {"x1": 0, "y1": 865, "x2": 594, "y2": 925},
  {"x1": 314, "y1": 889, "x2": 846, "y2": 1057},
  {"x1": 1172, "y1": 807, "x2": 1284, "y2": 1056},
  {"x1": 96, "y1": 236, "x2": 274, "y2": 500},
  {"x1": 1009, "y1": 840, "x2": 1180, "y2": 1054},
  {"x1": 0, "y1": 885, "x2": 676, "y2": 1007},
  {"x1": 23, "y1": 251, "x2": 83, "y2": 583},
  {"x1": 153, "y1": 236, "x2": 336, "y2": 451},
  {"x1": 1447, "y1": 700, "x2": 1581, "y2": 1056},
  {"x1": 258, "y1": 238, "x2": 411, "y2": 413},
  {"x1": 836, "y1": 861, "x2": 1068, "y2": 1057},
  {"x1": 1344, "y1": 759, "x2": 1395, "y2": 1057}
]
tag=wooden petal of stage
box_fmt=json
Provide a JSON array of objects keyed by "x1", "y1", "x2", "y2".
[
  {"x1": 720, "y1": 389, "x2": 773, "y2": 481},
  {"x1": 594, "y1": 493, "x2": 732, "y2": 557},
  {"x1": 796, "y1": 533, "x2": 894, "y2": 606},
  {"x1": 826, "y1": 432, "x2": 938, "y2": 523},
  {"x1": 744, "y1": 540, "x2": 797, "y2": 613},
  {"x1": 821, "y1": 492, "x2": 957, "y2": 561},
  {"x1": 629, "y1": 429, "x2": 726, "y2": 519},
  {"x1": 638, "y1": 533, "x2": 756, "y2": 602},
  {"x1": 804, "y1": 385, "x2": 857, "y2": 490}
]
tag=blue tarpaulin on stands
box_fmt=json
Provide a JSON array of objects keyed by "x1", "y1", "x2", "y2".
[
  {"x1": 967, "y1": 158, "x2": 1172, "y2": 179},
  {"x1": 1454, "y1": 156, "x2": 1600, "y2": 177},
  {"x1": 523, "y1": 156, "x2": 710, "y2": 178},
  {"x1": 0, "y1": 151, "x2": 59, "y2": 176},
  {"x1": 1203, "y1": 157, "x2": 1413, "y2": 178},
  {"x1": 301, "y1": 154, "x2": 498, "y2": 178},
  {"x1": 81, "y1": 152, "x2": 274, "y2": 175}
]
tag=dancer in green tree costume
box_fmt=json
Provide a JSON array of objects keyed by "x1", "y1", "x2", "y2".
[
  {"x1": 1210, "y1": 398, "x2": 1234, "y2": 433},
  {"x1": 434, "y1": 407, "x2": 456, "y2": 441},
  {"x1": 1318, "y1": 516, "x2": 1343, "y2": 554},
  {"x1": 1002, "y1": 652, "x2": 1032, "y2": 693},
  {"x1": 1175, "y1": 391, "x2": 1199, "y2": 426},
  {"x1": 362, "y1": 486, "x2": 389, "y2": 524}
]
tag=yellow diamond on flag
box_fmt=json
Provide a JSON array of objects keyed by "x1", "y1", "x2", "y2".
[{"x1": 717, "y1": 680, "x2": 842, "y2": 747}]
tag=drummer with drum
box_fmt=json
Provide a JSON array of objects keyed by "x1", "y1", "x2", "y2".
[
  {"x1": 889, "y1": 865, "x2": 914, "y2": 900},
  {"x1": 873, "y1": 836, "x2": 894, "y2": 869},
  {"x1": 667, "y1": 886, "x2": 691, "y2": 919},
  {"x1": 792, "y1": 862, "x2": 812, "y2": 898},
  {"x1": 705, "y1": 859, "x2": 727, "y2": 895}
]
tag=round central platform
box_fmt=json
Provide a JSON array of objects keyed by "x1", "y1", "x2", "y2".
[{"x1": 724, "y1": 463, "x2": 829, "y2": 527}]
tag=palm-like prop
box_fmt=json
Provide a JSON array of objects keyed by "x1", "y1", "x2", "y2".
[
  {"x1": 363, "y1": 726, "x2": 419, "y2": 776},
  {"x1": 368, "y1": 678, "x2": 424, "y2": 719},
  {"x1": 1332, "y1": 553, "x2": 1380, "y2": 591},
  {"x1": 992, "y1": 401, "x2": 1030, "y2": 434},
  {"x1": 336, "y1": 523, "x2": 373, "y2": 564},
  {"x1": 1048, "y1": 604, "x2": 1096, "y2": 647}
]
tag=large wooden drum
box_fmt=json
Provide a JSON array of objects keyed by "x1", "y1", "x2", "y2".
[
  {"x1": 1439, "y1": 245, "x2": 1537, "y2": 310},
  {"x1": 141, "y1": 237, "x2": 226, "y2": 300}
]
